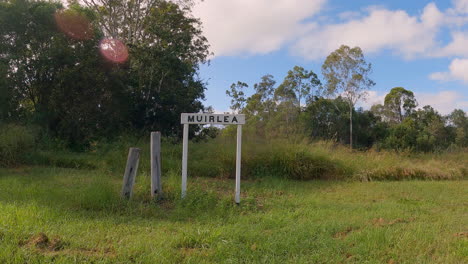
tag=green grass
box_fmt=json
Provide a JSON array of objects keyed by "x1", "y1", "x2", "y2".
[{"x1": 0, "y1": 167, "x2": 466, "y2": 263}]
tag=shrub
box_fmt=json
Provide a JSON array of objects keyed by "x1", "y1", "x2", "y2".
[{"x1": 0, "y1": 124, "x2": 36, "y2": 167}]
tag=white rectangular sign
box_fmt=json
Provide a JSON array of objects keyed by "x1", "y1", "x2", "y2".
[{"x1": 181, "y1": 113, "x2": 245, "y2": 125}]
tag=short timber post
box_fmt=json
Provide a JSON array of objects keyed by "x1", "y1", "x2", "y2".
[
  {"x1": 151, "y1": 132, "x2": 162, "y2": 199},
  {"x1": 181, "y1": 123, "x2": 189, "y2": 198},
  {"x1": 235, "y1": 124, "x2": 242, "y2": 204},
  {"x1": 121, "y1": 148, "x2": 140, "y2": 199}
]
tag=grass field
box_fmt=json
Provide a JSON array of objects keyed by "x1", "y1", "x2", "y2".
[{"x1": 0, "y1": 166, "x2": 466, "y2": 263}]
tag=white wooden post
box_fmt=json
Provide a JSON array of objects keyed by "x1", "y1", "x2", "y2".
[
  {"x1": 181, "y1": 123, "x2": 189, "y2": 198},
  {"x1": 121, "y1": 148, "x2": 140, "y2": 199},
  {"x1": 151, "y1": 132, "x2": 162, "y2": 199},
  {"x1": 235, "y1": 125, "x2": 242, "y2": 204}
]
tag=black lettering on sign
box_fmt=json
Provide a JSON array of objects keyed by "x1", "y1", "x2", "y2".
[
  {"x1": 217, "y1": 116, "x2": 222, "y2": 122},
  {"x1": 188, "y1": 116, "x2": 195, "y2": 122},
  {"x1": 196, "y1": 116, "x2": 203, "y2": 122},
  {"x1": 232, "y1": 116, "x2": 238, "y2": 123},
  {"x1": 209, "y1": 116, "x2": 214, "y2": 122},
  {"x1": 224, "y1": 116, "x2": 228, "y2": 122}
]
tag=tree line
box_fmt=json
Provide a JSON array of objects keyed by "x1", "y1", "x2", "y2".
[
  {"x1": 226, "y1": 45, "x2": 468, "y2": 152},
  {"x1": 0, "y1": 0, "x2": 208, "y2": 149},
  {"x1": 1, "y1": 0, "x2": 466, "y2": 152}
]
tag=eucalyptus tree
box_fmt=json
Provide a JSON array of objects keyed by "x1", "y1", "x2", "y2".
[
  {"x1": 448, "y1": 109, "x2": 468, "y2": 147},
  {"x1": 226, "y1": 81, "x2": 248, "y2": 113},
  {"x1": 276, "y1": 66, "x2": 321, "y2": 111},
  {"x1": 250, "y1": 74, "x2": 276, "y2": 118},
  {"x1": 384, "y1": 87, "x2": 417, "y2": 124},
  {"x1": 322, "y1": 45, "x2": 375, "y2": 148}
]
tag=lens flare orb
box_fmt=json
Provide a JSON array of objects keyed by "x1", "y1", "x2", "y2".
[
  {"x1": 54, "y1": 11, "x2": 93, "y2": 40},
  {"x1": 99, "y1": 38, "x2": 129, "y2": 64}
]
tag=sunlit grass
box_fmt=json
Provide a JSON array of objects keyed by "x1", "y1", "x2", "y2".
[{"x1": 0, "y1": 167, "x2": 466, "y2": 263}]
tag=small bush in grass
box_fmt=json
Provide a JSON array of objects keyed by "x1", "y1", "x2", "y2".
[{"x1": 0, "y1": 124, "x2": 36, "y2": 167}]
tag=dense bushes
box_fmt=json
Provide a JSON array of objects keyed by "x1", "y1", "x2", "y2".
[{"x1": 0, "y1": 124, "x2": 36, "y2": 166}]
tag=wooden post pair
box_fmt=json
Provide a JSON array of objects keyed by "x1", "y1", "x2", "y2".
[{"x1": 121, "y1": 132, "x2": 162, "y2": 199}]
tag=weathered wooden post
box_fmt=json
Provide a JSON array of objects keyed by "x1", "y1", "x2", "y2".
[
  {"x1": 151, "y1": 132, "x2": 162, "y2": 199},
  {"x1": 121, "y1": 148, "x2": 140, "y2": 199}
]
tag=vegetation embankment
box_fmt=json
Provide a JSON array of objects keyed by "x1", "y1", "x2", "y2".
[{"x1": 2, "y1": 123, "x2": 465, "y2": 181}]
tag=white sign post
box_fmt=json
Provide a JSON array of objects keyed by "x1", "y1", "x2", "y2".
[{"x1": 181, "y1": 113, "x2": 245, "y2": 204}]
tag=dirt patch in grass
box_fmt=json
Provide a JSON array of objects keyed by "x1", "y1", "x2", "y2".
[
  {"x1": 21, "y1": 232, "x2": 67, "y2": 252},
  {"x1": 372, "y1": 217, "x2": 415, "y2": 227},
  {"x1": 180, "y1": 247, "x2": 211, "y2": 257},
  {"x1": 333, "y1": 217, "x2": 416, "y2": 239},
  {"x1": 453, "y1": 232, "x2": 468, "y2": 238},
  {"x1": 20, "y1": 232, "x2": 115, "y2": 258},
  {"x1": 334, "y1": 227, "x2": 356, "y2": 239}
]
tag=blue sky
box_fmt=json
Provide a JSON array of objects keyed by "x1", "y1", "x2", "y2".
[{"x1": 192, "y1": 0, "x2": 468, "y2": 114}]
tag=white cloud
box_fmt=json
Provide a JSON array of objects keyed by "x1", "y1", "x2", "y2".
[
  {"x1": 359, "y1": 90, "x2": 467, "y2": 114},
  {"x1": 192, "y1": 0, "x2": 326, "y2": 57},
  {"x1": 416, "y1": 90, "x2": 468, "y2": 114},
  {"x1": 193, "y1": 1, "x2": 468, "y2": 60},
  {"x1": 358, "y1": 90, "x2": 386, "y2": 109},
  {"x1": 453, "y1": 0, "x2": 468, "y2": 14},
  {"x1": 430, "y1": 58, "x2": 468, "y2": 83},
  {"x1": 292, "y1": 3, "x2": 444, "y2": 60},
  {"x1": 436, "y1": 31, "x2": 468, "y2": 57}
]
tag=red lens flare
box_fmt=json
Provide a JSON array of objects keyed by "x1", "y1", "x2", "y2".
[
  {"x1": 99, "y1": 38, "x2": 129, "y2": 64},
  {"x1": 54, "y1": 11, "x2": 93, "y2": 40}
]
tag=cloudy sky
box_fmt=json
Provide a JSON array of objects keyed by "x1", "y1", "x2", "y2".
[{"x1": 192, "y1": 0, "x2": 468, "y2": 114}]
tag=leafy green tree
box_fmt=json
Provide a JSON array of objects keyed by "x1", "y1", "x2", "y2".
[
  {"x1": 305, "y1": 97, "x2": 349, "y2": 143},
  {"x1": 122, "y1": 0, "x2": 209, "y2": 134},
  {"x1": 226, "y1": 81, "x2": 248, "y2": 113},
  {"x1": 0, "y1": 0, "x2": 121, "y2": 147},
  {"x1": 253, "y1": 74, "x2": 276, "y2": 116},
  {"x1": 370, "y1": 104, "x2": 389, "y2": 122},
  {"x1": 276, "y1": 66, "x2": 321, "y2": 111},
  {"x1": 384, "y1": 87, "x2": 417, "y2": 124},
  {"x1": 383, "y1": 118, "x2": 418, "y2": 151},
  {"x1": 448, "y1": 109, "x2": 467, "y2": 147},
  {"x1": 1, "y1": 0, "x2": 209, "y2": 146},
  {"x1": 322, "y1": 45, "x2": 375, "y2": 148},
  {"x1": 305, "y1": 98, "x2": 385, "y2": 148},
  {"x1": 383, "y1": 105, "x2": 451, "y2": 152},
  {"x1": 243, "y1": 75, "x2": 276, "y2": 119}
]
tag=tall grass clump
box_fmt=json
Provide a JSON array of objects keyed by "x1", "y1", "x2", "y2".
[
  {"x1": 0, "y1": 124, "x2": 36, "y2": 167},
  {"x1": 186, "y1": 137, "x2": 351, "y2": 180}
]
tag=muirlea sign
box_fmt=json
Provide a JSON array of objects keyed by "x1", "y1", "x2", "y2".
[{"x1": 181, "y1": 113, "x2": 246, "y2": 125}]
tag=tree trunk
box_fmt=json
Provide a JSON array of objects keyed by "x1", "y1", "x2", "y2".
[{"x1": 349, "y1": 105, "x2": 353, "y2": 149}]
